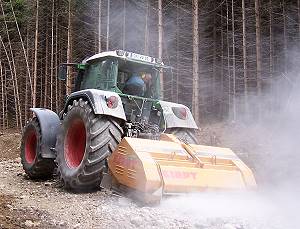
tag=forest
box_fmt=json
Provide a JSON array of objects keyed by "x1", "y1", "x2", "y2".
[{"x1": 0, "y1": 0, "x2": 299, "y2": 130}]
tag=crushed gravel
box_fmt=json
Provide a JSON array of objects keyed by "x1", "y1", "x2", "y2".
[{"x1": 0, "y1": 128, "x2": 298, "y2": 229}]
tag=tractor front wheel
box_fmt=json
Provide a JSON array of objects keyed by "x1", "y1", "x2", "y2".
[
  {"x1": 55, "y1": 99, "x2": 123, "y2": 190},
  {"x1": 20, "y1": 118, "x2": 56, "y2": 179}
]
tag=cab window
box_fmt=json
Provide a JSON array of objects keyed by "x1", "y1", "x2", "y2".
[{"x1": 80, "y1": 59, "x2": 118, "y2": 91}]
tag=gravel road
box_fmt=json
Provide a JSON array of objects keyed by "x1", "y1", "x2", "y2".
[{"x1": 0, "y1": 129, "x2": 298, "y2": 229}]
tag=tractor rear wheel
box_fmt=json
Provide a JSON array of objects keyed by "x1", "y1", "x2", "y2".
[
  {"x1": 167, "y1": 128, "x2": 199, "y2": 144},
  {"x1": 55, "y1": 99, "x2": 123, "y2": 190},
  {"x1": 20, "y1": 118, "x2": 56, "y2": 179}
]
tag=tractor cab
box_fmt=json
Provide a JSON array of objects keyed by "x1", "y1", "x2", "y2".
[{"x1": 59, "y1": 50, "x2": 168, "y2": 99}]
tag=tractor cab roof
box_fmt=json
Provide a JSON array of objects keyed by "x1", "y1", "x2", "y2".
[{"x1": 83, "y1": 50, "x2": 169, "y2": 69}]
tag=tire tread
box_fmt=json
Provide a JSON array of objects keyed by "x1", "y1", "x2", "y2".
[{"x1": 56, "y1": 99, "x2": 123, "y2": 190}]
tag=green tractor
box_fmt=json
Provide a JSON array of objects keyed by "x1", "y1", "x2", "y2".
[{"x1": 20, "y1": 50, "x2": 199, "y2": 190}]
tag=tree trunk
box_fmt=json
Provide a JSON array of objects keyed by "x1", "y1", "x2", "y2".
[
  {"x1": 39, "y1": 57, "x2": 43, "y2": 108},
  {"x1": 0, "y1": 61, "x2": 4, "y2": 131},
  {"x1": 283, "y1": 0, "x2": 287, "y2": 73},
  {"x1": 231, "y1": 0, "x2": 236, "y2": 121},
  {"x1": 98, "y1": 0, "x2": 102, "y2": 53},
  {"x1": 55, "y1": 9, "x2": 59, "y2": 112},
  {"x1": 9, "y1": 0, "x2": 32, "y2": 92},
  {"x1": 192, "y1": 0, "x2": 200, "y2": 123},
  {"x1": 44, "y1": 28, "x2": 49, "y2": 108},
  {"x1": 33, "y1": 0, "x2": 39, "y2": 108},
  {"x1": 176, "y1": 0, "x2": 179, "y2": 103},
  {"x1": 50, "y1": 0, "x2": 55, "y2": 110},
  {"x1": 4, "y1": 68, "x2": 8, "y2": 128},
  {"x1": 298, "y1": 0, "x2": 300, "y2": 41},
  {"x1": 158, "y1": 0, "x2": 164, "y2": 98},
  {"x1": 226, "y1": 0, "x2": 231, "y2": 117},
  {"x1": 144, "y1": 0, "x2": 149, "y2": 55},
  {"x1": 255, "y1": 0, "x2": 262, "y2": 97},
  {"x1": 122, "y1": 0, "x2": 126, "y2": 50},
  {"x1": 212, "y1": 1, "x2": 217, "y2": 115},
  {"x1": 0, "y1": 2, "x2": 22, "y2": 128},
  {"x1": 25, "y1": 26, "x2": 29, "y2": 122},
  {"x1": 0, "y1": 36, "x2": 14, "y2": 125},
  {"x1": 242, "y1": 0, "x2": 248, "y2": 109},
  {"x1": 220, "y1": 1, "x2": 224, "y2": 119},
  {"x1": 66, "y1": 0, "x2": 72, "y2": 95},
  {"x1": 269, "y1": 0, "x2": 273, "y2": 80},
  {"x1": 106, "y1": 0, "x2": 110, "y2": 51},
  {"x1": 58, "y1": 19, "x2": 63, "y2": 110},
  {"x1": 9, "y1": 0, "x2": 33, "y2": 94}
]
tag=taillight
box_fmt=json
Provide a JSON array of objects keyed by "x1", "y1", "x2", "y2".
[
  {"x1": 106, "y1": 96, "x2": 118, "y2": 109},
  {"x1": 172, "y1": 107, "x2": 187, "y2": 120}
]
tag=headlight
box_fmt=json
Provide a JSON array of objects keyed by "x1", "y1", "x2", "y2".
[
  {"x1": 106, "y1": 96, "x2": 118, "y2": 109},
  {"x1": 172, "y1": 107, "x2": 187, "y2": 120}
]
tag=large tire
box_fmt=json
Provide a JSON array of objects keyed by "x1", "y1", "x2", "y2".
[
  {"x1": 166, "y1": 128, "x2": 199, "y2": 144},
  {"x1": 20, "y1": 118, "x2": 56, "y2": 179},
  {"x1": 55, "y1": 99, "x2": 123, "y2": 190}
]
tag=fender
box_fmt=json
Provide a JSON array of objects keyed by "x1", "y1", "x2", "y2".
[
  {"x1": 159, "y1": 101, "x2": 198, "y2": 129},
  {"x1": 63, "y1": 89, "x2": 126, "y2": 121},
  {"x1": 30, "y1": 108, "x2": 60, "y2": 159}
]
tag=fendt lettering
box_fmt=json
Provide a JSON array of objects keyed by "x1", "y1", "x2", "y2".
[{"x1": 162, "y1": 170, "x2": 197, "y2": 180}]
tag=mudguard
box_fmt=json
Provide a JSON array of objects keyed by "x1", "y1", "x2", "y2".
[
  {"x1": 63, "y1": 89, "x2": 126, "y2": 121},
  {"x1": 159, "y1": 101, "x2": 198, "y2": 129},
  {"x1": 30, "y1": 108, "x2": 60, "y2": 159}
]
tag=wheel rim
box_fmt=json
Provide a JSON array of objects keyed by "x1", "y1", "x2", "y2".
[
  {"x1": 64, "y1": 118, "x2": 86, "y2": 169},
  {"x1": 25, "y1": 129, "x2": 37, "y2": 164}
]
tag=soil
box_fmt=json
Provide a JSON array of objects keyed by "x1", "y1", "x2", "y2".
[
  {"x1": 0, "y1": 130, "x2": 21, "y2": 160},
  {"x1": 0, "y1": 131, "x2": 56, "y2": 229},
  {"x1": 0, "y1": 193, "x2": 55, "y2": 229}
]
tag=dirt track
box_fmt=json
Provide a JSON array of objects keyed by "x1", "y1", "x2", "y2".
[
  {"x1": 0, "y1": 127, "x2": 296, "y2": 229},
  {"x1": 0, "y1": 132, "x2": 55, "y2": 228},
  {"x1": 0, "y1": 128, "x2": 249, "y2": 229},
  {"x1": 0, "y1": 131, "x2": 197, "y2": 229}
]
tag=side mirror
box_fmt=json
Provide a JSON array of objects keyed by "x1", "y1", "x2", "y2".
[{"x1": 58, "y1": 65, "x2": 67, "y2": 80}]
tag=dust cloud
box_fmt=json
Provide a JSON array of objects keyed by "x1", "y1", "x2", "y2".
[
  {"x1": 158, "y1": 67, "x2": 300, "y2": 228},
  {"x1": 160, "y1": 190, "x2": 298, "y2": 228}
]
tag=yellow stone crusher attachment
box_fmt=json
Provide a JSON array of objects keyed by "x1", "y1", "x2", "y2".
[{"x1": 107, "y1": 134, "x2": 257, "y2": 203}]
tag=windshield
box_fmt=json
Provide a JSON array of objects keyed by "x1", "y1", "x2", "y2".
[
  {"x1": 80, "y1": 58, "x2": 161, "y2": 99},
  {"x1": 117, "y1": 70, "x2": 160, "y2": 99},
  {"x1": 117, "y1": 59, "x2": 161, "y2": 99}
]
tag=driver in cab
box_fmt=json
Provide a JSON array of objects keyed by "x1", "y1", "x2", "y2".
[{"x1": 123, "y1": 72, "x2": 152, "y2": 97}]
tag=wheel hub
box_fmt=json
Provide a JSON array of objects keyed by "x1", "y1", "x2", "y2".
[
  {"x1": 25, "y1": 129, "x2": 37, "y2": 164},
  {"x1": 64, "y1": 118, "x2": 86, "y2": 168}
]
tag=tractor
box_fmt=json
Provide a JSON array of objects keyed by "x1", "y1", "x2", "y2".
[{"x1": 21, "y1": 50, "x2": 256, "y2": 202}]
